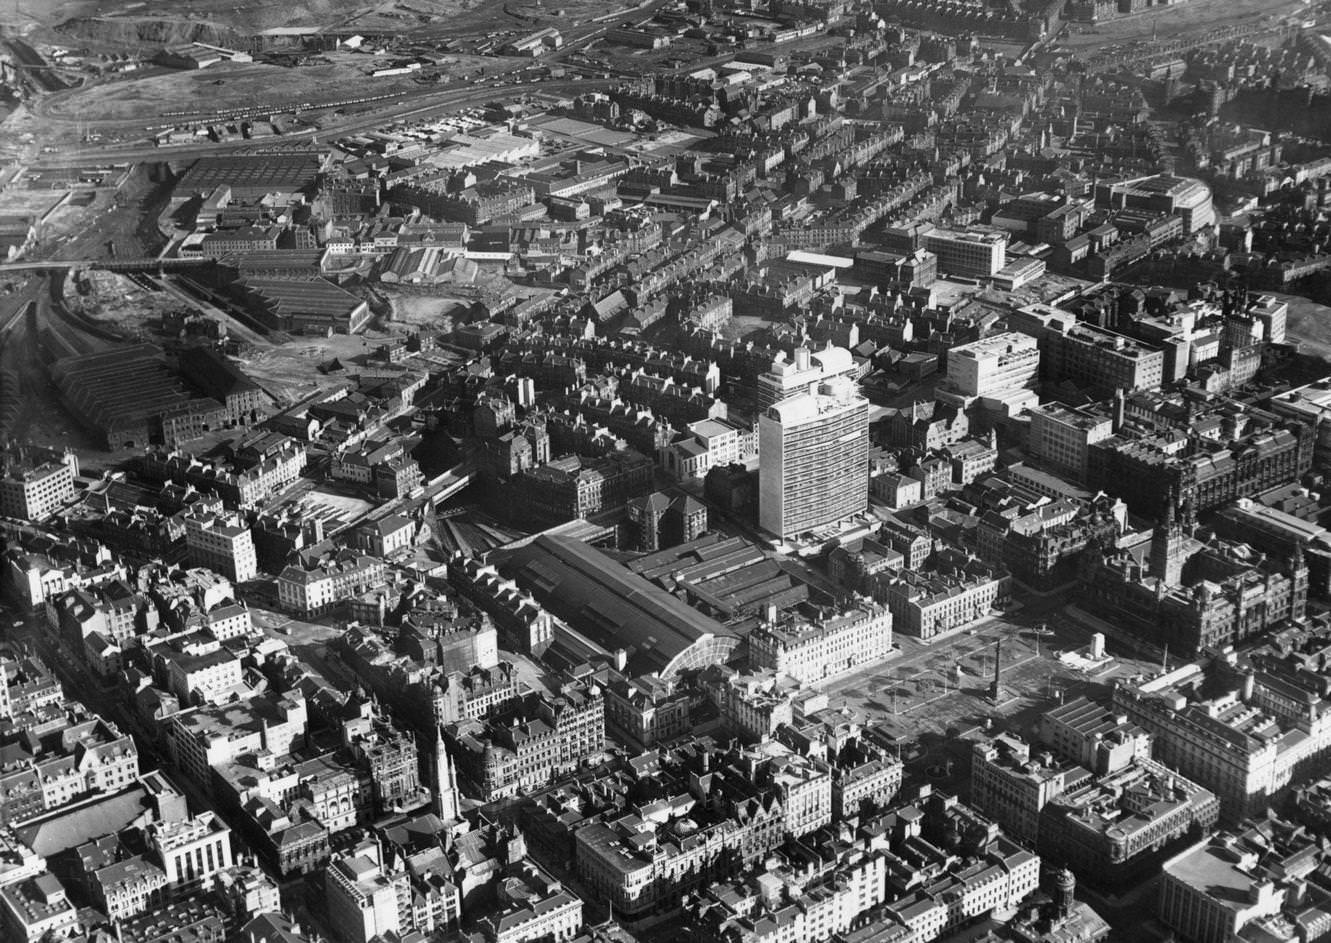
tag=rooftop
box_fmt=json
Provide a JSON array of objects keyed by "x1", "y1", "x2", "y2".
[{"x1": 497, "y1": 535, "x2": 737, "y2": 678}]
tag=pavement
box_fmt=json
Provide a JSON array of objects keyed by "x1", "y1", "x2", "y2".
[{"x1": 820, "y1": 592, "x2": 1165, "y2": 747}]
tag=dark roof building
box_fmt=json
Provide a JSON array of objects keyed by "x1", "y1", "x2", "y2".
[
  {"x1": 234, "y1": 277, "x2": 372, "y2": 335},
  {"x1": 51, "y1": 345, "x2": 230, "y2": 449},
  {"x1": 496, "y1": 535, "x2": 738, "y2": 678},
  {"x1": 177, "y1": 154, "x2": 325, "y2": 202}
]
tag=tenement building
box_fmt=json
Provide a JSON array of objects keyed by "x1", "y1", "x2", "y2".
[
  {"x1": 686, "y1": 788, "x2": 1042, "y2": 943},
  {"x1": 446, "y1": 681, "x2": 604, "y2": 800}
]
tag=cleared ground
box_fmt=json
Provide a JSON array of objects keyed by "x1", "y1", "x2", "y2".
[
  {"x1": 4, "y1": 0, "x2": 511, "y2": 37},
  {"x1": 1056, "y1": 0, "x2": 1303, "y2": 50},
  {"x1": 67, "y1": 270, "x2": 176, "y2": 337},
  {"x1": 236, "y1": 330, "x2": 406, "y2": 404},
  {"x1": 1276, "y1": 292, "x2": 1331, "y2": 359},
  {"x1": 295, "y1": 488, "x2": 376, "y2": 531},
  {"x1": 37, "y1": 55, "x2": 428, "y2": 124},
  {"x1": 389, "y1": 294, "x2": 467, "y2": 327}
]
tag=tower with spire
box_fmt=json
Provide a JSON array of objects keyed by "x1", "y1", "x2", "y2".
[{"x1": 432, "y1": 725, "x2": 460, "y2": 823}]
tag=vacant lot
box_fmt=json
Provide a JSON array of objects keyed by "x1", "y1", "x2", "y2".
[
  {"x1": 236, "y1": 331, "x2": 401, "y2": 404},
  {"x1": 40, "y1": 55, "x2": 426, "y2": 124},
  {"x1": 1057, "y1": 0, "x2": 1302, "y2": 49},
  {"x1": 1278, "y1": 292, "x2": 1331, "y2": 359}
]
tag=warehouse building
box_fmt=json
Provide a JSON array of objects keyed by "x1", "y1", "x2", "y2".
[
  {"x1": 232, "y1": 276, "x2": 371, "y2": 335},
  {"x1": 52, "y1": 346, "x2": 231, "y2": 450},
  {"x1": 496, "y1": 535, "x2": 738, "y2": 678},
  {"x1": 176, "y1": 154, "x2": 326, "y2": 203}
]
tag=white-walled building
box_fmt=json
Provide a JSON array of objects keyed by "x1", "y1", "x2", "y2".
[{"x1": 758, "y1": 377, "x2": 868, "y2": 540}]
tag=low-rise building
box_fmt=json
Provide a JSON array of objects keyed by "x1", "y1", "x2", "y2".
[
  {"x1": 92, "y1": 856, "x2": 168, "y2": 922},
  {"x1": 0, "y1": 873, "x2": 78, "y2": 943}
]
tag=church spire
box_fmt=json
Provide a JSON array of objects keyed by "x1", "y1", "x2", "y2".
[{"x1": 432, "y1": 725, "x2": 460, "y2": 823}]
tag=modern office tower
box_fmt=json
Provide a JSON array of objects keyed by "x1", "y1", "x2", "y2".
[
  {"x1": 759, "y1": 376, "x2": 868, "y2": 540},
  {"x1": 922, "y1": 227, "x2": 1008, "y2": 278},
  {"x1": 1045, "y1": 321, "x2": 1167, "y2": 392},
  {"x1": 755, "y1": 344, "x2": 858, "y2": 408},
  {"x1": 1159, "y1": 819, "x2": 1327, "y2": 943},
  {"x1": 149, "y1": 812, "x2": 234, "y2": 891}
]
